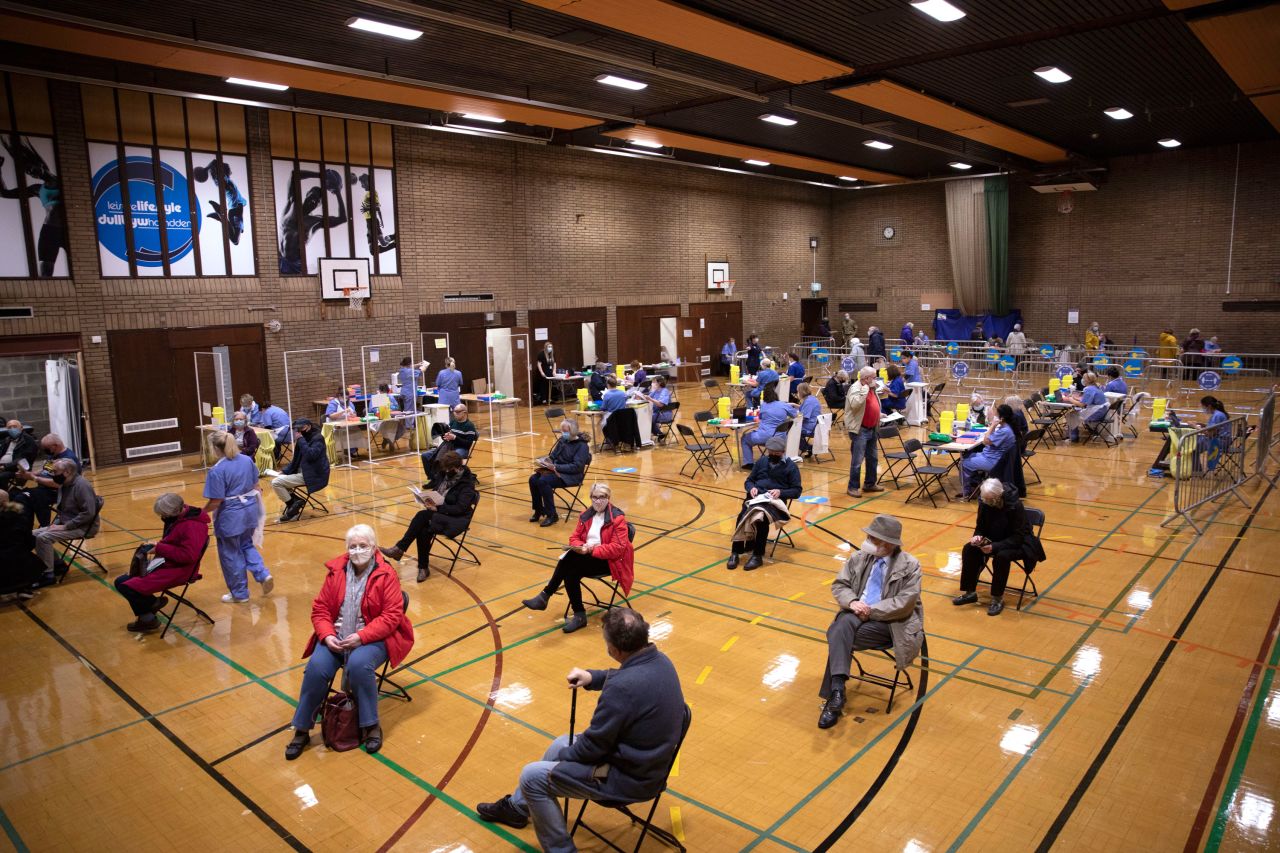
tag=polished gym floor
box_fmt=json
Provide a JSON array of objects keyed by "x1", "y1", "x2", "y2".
[{"x1": 1, "y1": 406, "x2": 1277, "y2": 852}]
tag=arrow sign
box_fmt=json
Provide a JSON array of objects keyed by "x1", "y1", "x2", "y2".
[
  {"x1": 1221, "y1": 355, "x2": 1242, "y2": 375},
  {"x1": 946, "y1": 342, "x2": 960, "y2": 356},
  {"x1": 611, "y1": 467, "x2": 637, "y2": 474},
  {"x1": 997, "y1": 354, "x2": 1016, "y2": 372},
  {"x1": 1039, "y1": 344, "x2": 1055, "y2": 359},
  {"x1": 1198, "y1": 371, "x2": 1221, "y2": 391},
  {"x1": 1123, "y1": 358, "x2": 1144, "y2": 377}
]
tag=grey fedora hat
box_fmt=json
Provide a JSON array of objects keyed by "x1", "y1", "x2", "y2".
[{"x1": 861, "y1": 514, "x2": 903, "y2": 547}]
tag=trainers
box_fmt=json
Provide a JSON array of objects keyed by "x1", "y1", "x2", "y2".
[
  {"x1": 221, "y1": 593, "x2": 249, "y2": 604},
  {"x1": 847, "y1": 488, "x2": 862, "y2": 498},
  {"x1": 477, "y1": 795, "x2": 529, "y2": 829}
]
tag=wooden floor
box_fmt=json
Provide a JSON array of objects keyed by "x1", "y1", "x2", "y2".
[{"x1": 2, "y1": 406, "x2": 1278, "y2": 853}]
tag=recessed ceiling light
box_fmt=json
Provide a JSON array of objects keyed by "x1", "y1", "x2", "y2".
[
  {"x1": 628, "y1": 139, "x2": 663, "y2": 149},
  {"x1": 949, "y1": 162, "x2": 972, "y2": 169},
  {"x1": 910, "y1": 0, "x2": 966, "y2": 22},
  {"x1": 838, "y1": 176, "x2": 859, "y2": 182},
  {"x1": 595, "y1": 74, "x2": 647, "y2": 91},
  {"x1": 743, "y1": 159, "x2": 770, "y2": 167},
  {"x1": 225, "y1": 77, "x2": 289, "y2": 91},
  {"x1": 1104, "y1": 107, "x2": 1133, "y2": 120},
  {"x1": 760, "y1": 113, "x2": 798, "y2": 127},
  {"x1": 863, "y1": 140, "x2": 893, "y2": 150},
  {"x1": 460, "y1": 113, "x2": 505, "y2": 124},
  {"x1": 1158, "y1": 138, "x2": 1181, "y2": 148},
  {"x1": 1033, "y1": 66, "x2": 1071, "y2": 84},
  {"x1": 346, "y1": 17, "x2": 423, "y2": 40}
]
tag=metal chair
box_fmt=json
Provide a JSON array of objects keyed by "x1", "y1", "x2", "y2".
[
  {"x1": 692, "y1": 411, "x2": 733, "y2": 466},
  {"x1": 848, "y1": 648, "x2": 915, "y2": 713},
  {"x1": 554, "y1": 465, "x2": 591, "y2": 524},
  {"x1": 903, "y1": 439, "x2": 952, "y2": 508},
  {"x1": 653, "y1": 401, "x2": 679, "y2": 445},
  {"x1": 434, "y1": 496, "x2": 481, "y2": 576},
  {"x1": 926, "y1": 381, "x2": 947, "y2": 421},
  {"x1": 980, "y1": 507, "x2": 1043, "y2": 610},
  {"x1": 544, "y1": 407, "x2": 567, "y2": 437},
  {"x1": 377, "y1": 591, "x2": 414, "y2": 701},
  {"x1": 675, "y1": 423, "x2": 717, "y2": 478},
  {"x1": 159, "y1": 541, "x2": 214, "y2": 639},
  {"x1": 1082, "y1": 399, "x2": 1124, "y2": 447},
  {"x1": 769, "y1": 497, "x2": 796, "y2": 557},
  {"x1": 56, "y1": 496, "x2": 107, "y2": 579},
  {"x1": 703, "y1": 378, "x2": 725, "y2": 412},
  {"x1": 1022, "y1": 428, "x2": 1044, "y2": 485},
  {"x1": 876, "y1": 424, "x2": 912, "y2": 488}
]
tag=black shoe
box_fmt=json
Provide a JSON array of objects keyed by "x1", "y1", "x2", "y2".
[
  {"x1": 281, "y1": 498, "x2": 304, "y2": 522},
  {"x1": 148, "y1": 594, "x2": 170, "y2": 614},
  {"x1": 562, "y1": 612, "x2": 588, "y2": 633},
  {"x1": 539, "y1": 516, "x2": 557, "y2": 527},
  {"x1": 952, "y1": 591, "x2": 978, "y2": 606},
  {"x1": 529, "y1": 512, "x2": 542, "y2": 523},
  {"x1": 53, "y1": 559, "x2": 70, "y2": 581},
  {"x1": 726, "y1": 553, "x2": 740, "y2": 570},
  {"x1": 363, "y1": 725, "x2": 383, "y2": 755},
  {"x1": 743, "y1": 555, "x2": 764, "y2": 571},
  {"x1": 126, "y1": 617, "x2": 161, "y2": 633},
  {"x1": 477, "y1": 794, "x2": 529, "y2": 829},
  {"x1": 521, "y1": 592, "x2": 549, "y2": 611},
  {"x1": 416, "y1": 565, "x2": 430, "y2": 583},
  {"x1": 818, "y1": 688, "x2": 846, "y2": 729},
  {"x1": 987, "y1": 598, "x2": 1005, "y2": 616},
  {"x1": 284, "y1": 731, "x2": 310, "y2": 761}
]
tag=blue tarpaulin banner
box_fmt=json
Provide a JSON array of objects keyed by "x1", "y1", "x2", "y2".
[{"x1": 932, "y1": 309, "x2": 1023, "y2": 342}]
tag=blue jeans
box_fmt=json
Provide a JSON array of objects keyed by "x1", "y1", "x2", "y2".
[
  {"x1": 291, "y1": 641, "x2": 389, "y2": 730},
  {"x1": 848, "y1": 426, "x2": 878, "y2": 490},
  {"x1": 509, "y1": 735, "x2": 604, "y2": 853}
]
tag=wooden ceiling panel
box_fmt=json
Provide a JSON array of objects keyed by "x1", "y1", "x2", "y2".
[
  {"x1": 602, "y1": 126, "x2": 908, "y2": 183},
  {"x1": 522, "y1": 0, "x2": 853, "y2": 83},
  {"x1": 1188, "y1": 6, "x2": 1280, "y2": 96},
  {"x1": 1251, "y1": 93, "x2": 1280, "y2": 134},
  {"x1": 830, "y1": 79, "x2": 1068, "y2": 163}
]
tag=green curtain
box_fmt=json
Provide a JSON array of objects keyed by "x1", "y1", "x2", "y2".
[{"x1": 985, "y1": 175, "x2": 1009, "y2": 315}]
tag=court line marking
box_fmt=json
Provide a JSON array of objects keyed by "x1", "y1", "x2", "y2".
[
  {"x1": 695, "y1": 665, "x2": 713, "y2": 685},
  {"x1": 0, "y1": 803, "x2": 27, "y2": 853},
  {"x1": 721, "y1": 636, "x2": 739, "y2": 652}
]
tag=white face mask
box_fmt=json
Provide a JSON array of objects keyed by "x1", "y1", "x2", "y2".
[
  {"x1": 348, "y1": 544, "x2": 373, "y2": 566},
  {"x1": 860, "y1": 539, "x2": 884, "y2": 556},
  {"x1": 591, "y1": 497, "x2": 609, "y2": 510}
]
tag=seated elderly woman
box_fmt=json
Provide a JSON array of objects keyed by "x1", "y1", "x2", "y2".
[
  {"x1": 952, "y1": 478, "x2": 1045, "y2": 616},
  {"x1": 113, "y1": 493, "x2": 211, "y2": 632},
  {"x1": 286, "y1": 524, "x2": 414, "y2": 760},
  {"x1": 0, "y1": 489, "x2": 43, "y2": 598},
  {"x1": 520, "y1": 483, "x2": 634, "y2": 634},
  {"x1": 957, "y1": 403, "x2": 1020, "y2": 497},
  {"x1": 380, "y1": 451, "x2": 478, "y2": 582},
  {"x1": 529, "y1": 420, "x2": 592, "y2": 527},
  {"x1": 225, "y1": 411, "x2": 260, "y2": 459},
  {"x1": 728, "y1": 435, "x2": 802, "y2": 571}
]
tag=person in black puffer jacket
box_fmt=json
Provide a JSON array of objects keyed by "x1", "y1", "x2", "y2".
[
  {"x1": 952, "y1": 478, "x2": 1045, "y2": 616},
  {"x1": 380, "y1": 451, "x2": 478, "y2": 583}
]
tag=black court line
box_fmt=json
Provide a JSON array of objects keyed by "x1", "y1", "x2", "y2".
[
  {"x1": 1034, "y1": 481, "x2": 1275, "y2": 852},
  {"x1": 20, "y1": 606, "x2": 310, "y2": 853},
  {"x1": 210, "y1": 722, "x2": 293, "y2": 767}
]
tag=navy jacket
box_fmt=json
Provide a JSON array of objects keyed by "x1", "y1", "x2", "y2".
[
  {"x1": 868, "y1": 330, "x2": 886, "y2": 357},
  {"x1": 551, "y1": 646, "x2": 686, "y2": 802},
  {"x1": 588, "y1": 372, "x2": 608, "y2": 401},
  {"x1": 283, "y1": 426, "x2": 330, "y2": 492},
  {"x1": 744, "y1": 456, "x2": 802, "y2": 499},
  {"x1": 547, "y1": 436, "x2": 592, "y2": 486}
]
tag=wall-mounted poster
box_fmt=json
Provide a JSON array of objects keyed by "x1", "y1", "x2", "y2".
[
  {"x1": 81, "y1": 85, "x2": 255, "y2": 277},
  {"x1": 269, "y1": 112, "x2": 398, "y2": 275},
  {"x1": 0, "y1": 73, "x2": 70, "y2": 278}
]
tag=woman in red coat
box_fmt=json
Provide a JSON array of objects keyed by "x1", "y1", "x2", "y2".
[
  {"x1": 285, "y1": 523, "x2": 414, "y2": 760},
  {"x1": 520, "y1": 482, "x2": 634, "y2": 633},
  {"x1": 114, "y1": 493, "x2": 210, "y2": 633}
]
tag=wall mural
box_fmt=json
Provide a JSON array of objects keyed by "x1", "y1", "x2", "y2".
[{"x1": 0, "y1": 74, "x2": 69, "y2": 278}]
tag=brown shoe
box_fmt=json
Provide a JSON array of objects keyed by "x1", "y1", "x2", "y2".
[
  {"x1": 846, "y1": 488, "x2": 862, "y2": 498},
  {"x1": 126, "y1": 617, "x2": 161, "y2": 633},
  {"x1": 379, "y1": 546, "x2": 405, "y2": 561},
  {"x1": 863, "y1": 485, "x2": 885, "y2": 493}
]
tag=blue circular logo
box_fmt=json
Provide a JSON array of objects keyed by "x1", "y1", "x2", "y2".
[
  {"x1": 946, "y1": 342, "x2": 960, "y2": 357},
  {"x1": 889, "y1": 348, "x2": 902, "y2": 362},
  {"x1": 814, "y1": 348, "x2": 830, "y2": 364},
  {"x1": 1198, "y1": 371, "x2": 1221, "y2": 391},
  {"x1": 1123, "y1": 358, "x2": 1144, "y2": 377},
  {"x1": 997, "y1": 355, "x2": 1016, "y2": 372},
  {"x1": 952, "y1": 361, "x2": 969, "y2": 379},
  {"x1": 1221, "y1": 355, "x2": 1242, "y2": 375},
  {"x1": 611, "y1": 466, "x2": 637, "y2": 474},
  {"x1": 841, "y1": 356, "x2": 856, "y2": 373},
  {"x1": 798, "y1": 495, "x2": 829, "y2": 504},
  {"x1": 1039, "y1": 344, "x2": 1055, "y2": 359},
  {"x1": 1056, "y1": 365, "x2": 1074, "y2": 380},
  {"x1": 986, "y1": 348, "x2": 1000, "y2": 362},
  {"x1": 93, "y1": 156, "x2": 196, "y2": 266}
]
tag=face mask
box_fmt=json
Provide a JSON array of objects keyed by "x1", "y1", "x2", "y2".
[
  {"x1": 348, "y1": 545, "x2": 373, "y2": 565},
  {"x1": 6, "y1": 427, "x2": 19, "y2": 438},
  {"x1": 559, "y1": 432, "x2": 571, "y2": 441},
  {"x1": 768, "y1": 454, "x2": 784, "y2": 465},
  {"x1": 51, "y1": 473, "x2": 67, "y2": 485},
  {"x1": 591, "y1": 498, "x2": 609, "y2": 510},
  {"x1": 233, "y1": 421, "x2": 246, "y2": 429},
  {"x1": 859, "y1": 539, "x2": 883, "y2": 556}
]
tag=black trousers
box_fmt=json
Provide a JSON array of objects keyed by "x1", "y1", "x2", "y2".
[
  {"x1": 395, "y1": 509, "x2": 452, "y2": 561},
  {"x1": 543, "y1": 550, "x2": 610, "y2": 613},
  {"x1": 30, "y1": 486, "x2": 57, "y2": 527},
  {"x1": 732, "y1": 518, "x2": 770, "y2": 556},
  {"x1": 529, "y1": 471, "x2": 567, "y2": 519},
  {"x1": 114, "y1": 575, "x2": 161, "y2": 617},
  {"x1": 960, "y1": 543, "x2": 1011, "y2": 597}
]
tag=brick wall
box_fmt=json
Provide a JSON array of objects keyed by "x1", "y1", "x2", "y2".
[{"x1": 0, "y1": 355, "x2": 56, "y2": 436}]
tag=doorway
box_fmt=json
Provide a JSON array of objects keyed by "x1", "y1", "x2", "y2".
[{"x1": 801, "y1": 298, "x2": 829, "y2": 338}]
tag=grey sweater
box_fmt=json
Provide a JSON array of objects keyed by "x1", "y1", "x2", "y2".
[{"x1": 56, "y1": 476, "x2": 100, "y2": 535}]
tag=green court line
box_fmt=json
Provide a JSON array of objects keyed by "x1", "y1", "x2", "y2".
[
  {"x1": 1205, "y1": 623, "x2": 1280, "y2": 851},
  {"x1": 741, "y1": 647, "x2": 982, "y2": 852},
  {"x1": 0, "y1": 803, "x2": 28, "y2": 853}
]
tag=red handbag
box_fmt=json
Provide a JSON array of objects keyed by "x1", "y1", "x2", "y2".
[{"x1": 321, "y1": 689, "x2": 361, "y2": 751}]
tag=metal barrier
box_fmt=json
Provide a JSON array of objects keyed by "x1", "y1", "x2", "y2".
[
  {"x1": 1253, "y1": 392, "x2": 1279, "y2": 487},
  {"x1": 1161, "y1": 415, "x2": 1251, "y2": 534}
]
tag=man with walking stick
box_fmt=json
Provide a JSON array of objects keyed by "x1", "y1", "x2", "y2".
[{"x1": 477, "y1": 608, "x2": 686, "y2": 852}]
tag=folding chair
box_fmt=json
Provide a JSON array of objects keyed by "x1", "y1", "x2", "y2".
[
  {"x1": 676, "y1": 423, "x2": 717, "y2": 478},
  {"x1": 554, "y1": 465, "x2": 591, "y2": 524},
  {"x1": 377, "y1": 591, "x2": 413, "y2": 702},
  {"x1": 926, "y1": 381, "x2": 947, "y2": 421},
  {"x1": 57, "y1": 496, "x2": 107, "y2": 580},
  {"x1": 980, "y1": 507, "x2": 1043, "y2": 610},
  {"x1": 653, "y1": 402, "x2": 679, "y2": 445},
  {"x1": 159, "y1": 541, "x2": 215, "y2": 639},
  {"x1": 560, "y1": 574, "x2": 632, "y2": 618},
  {"x1": 903, "y1": 439, "x2": 951, "y2": 508},
  {"x1": 692, "y1": 411, "x2": 733, "y2": 466},
  {"x1": 434, "y1": 496, "x2": 481, "y2": 577},
  {"x1": 876, "y1": 425, "x2": 912, "y2": 488},
  {"x1": 769, "y1": 497, "x2": 796, "y2": 557},
  {"x1": 569, "y1": 704, "x2": 692, "y2": 853},
  {"x1": 1082, "y1": 400, "x2": 1124, "y2": 447},
  {"x1": 703, "y1": 378, "x2": 724, "y2": 412},
  {"x1": 848, "y1": 648, "x2": 915, "y2": 713},
  {"x1": 298, "y1": 487, "x2": 329, "y2": 518},
  {"x1": 544, "y1": 407, "x2": 567, "y2": 437},
  {"x1": 1030, "y1": 404, "x2": 1067, "y2": 445},
  {"x1": 1022, "y1": 428, "x2": 1044, "y2": 485}
]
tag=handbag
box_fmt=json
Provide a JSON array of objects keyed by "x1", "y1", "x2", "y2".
[
  {"x1": 320, "y1": 655, "x2": 362, "y2": 751},
  {"x1": 128, "y1": 544, "x2": 165, "y2": 578}
]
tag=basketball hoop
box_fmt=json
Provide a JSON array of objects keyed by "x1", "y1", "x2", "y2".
[
  {"x1": 721, "y1": 279, "x2": 735, "y2": 296},
  {"x1": 344, "y1": 288, "x2": 365, "y2": 312}
]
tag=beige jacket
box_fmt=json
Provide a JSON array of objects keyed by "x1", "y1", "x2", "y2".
[
  {"x1": 843, "y1": 379, "x2": 871, "y2": 434},
  {"x1": 831, "y1": 549, "x2": 924, "y2": 672}
]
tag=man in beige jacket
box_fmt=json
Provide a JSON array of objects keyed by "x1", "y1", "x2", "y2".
[
  {"x1": 817, "y1": 513, "x2": 924, "y2": 729},
  {"x1": 843, "y1": 367, "x2": 885, "y2": 498}
]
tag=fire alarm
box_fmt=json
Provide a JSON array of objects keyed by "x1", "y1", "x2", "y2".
[{"x1": 265, "y1": 319, "x2": 282, "y2": 333}]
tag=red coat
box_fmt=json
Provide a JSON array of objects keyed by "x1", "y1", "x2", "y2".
[
  {"x1": 570, "y1": 505, "x2": 635, "y2": 595},
  {"x1": 120, "y1": 507, "x2": 210, "y2": 596},
  {"x1": 303, "y1": 552, "x2": 415, "y2": 667}
]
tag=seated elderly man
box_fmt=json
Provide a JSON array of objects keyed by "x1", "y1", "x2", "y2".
[
  {"x1": 817, "y1": 513, "x2": 924, "y2": 729},
  {"x1": 0, "y1": 420, "x2": 38, "y2": 491},
  {"x1": 728, "y1": 435, "x2": 801, "y2": 571},
  {"x1": 15, "y1": 433, "x2": 79, "y2": 527},
  {"x1": 477, "y1": 608, "x2": 686, "y2": 852},
  {"x1": 953, "y1": 478, "x2": 1045, "y2": 616},
  {"x1": 33, "y1": 458, "x2": 101, "y2": 585}
]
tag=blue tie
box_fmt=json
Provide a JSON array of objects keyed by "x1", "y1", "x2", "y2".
[{"x1": 862, "y1": 557, "x2": 886, "y2": 606}]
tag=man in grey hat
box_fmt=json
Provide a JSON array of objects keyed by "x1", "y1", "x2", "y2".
[
  {"x1": 728, "y1": 434, "x2": 801, "y2": 571},
  {"x1": 817, "y1": 513, "x2": 924, "y2": 729}
]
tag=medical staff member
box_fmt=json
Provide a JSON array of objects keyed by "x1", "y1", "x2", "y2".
[
  {"x1": 796, "y1": 382, "x2": 821, "y2": 457},
  {"x1": 434, "y1": 358, "x2": 464, "y2": 408},
  {"x1": 785, "y1": 352, "x2": 806, "y2": 380},
  {"x1": 253, "y1": 399, "x2": 292, "y2": 463},
  {"x1": 1064, "y1": 373, "x2": 1107, "y2": 442},
  {"x1": 901, "y1": 351, "x2": 923, "y2": 384},
  {"x1": 747, "y1": 358, "x2": 780, "y2": 407},
  {"x1": 720, "y1": 337, "x2": 737, "y2": 376},
  {"x1": 642, "y1": 375, "x2": 674, "y2": 437},
  {"x1": 741, "y1": 384, "x2": 797, "y2": 468},
  {"x1": 1103, "y1": 366, "x2": 1128, "y2": 394},
  {"x1": 204, "y1": 432, "x2": 272, "y2": 604},
  {"x1": 882, "y1": 365, "x2": 907, "y2": 413},
  {"x1": 396, "y1": 357, "x2": 424, "y2": 415},
  {"x1": 958, "y1": 404, "x2": 1017, "y2": 495},
  {"x1": 325, "y1": 388, "x2": 358, "y2": 459}
]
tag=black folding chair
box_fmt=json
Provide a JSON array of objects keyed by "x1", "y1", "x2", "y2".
[
  {"x1": 560, "y1": 575, "x2": 632, "y2": 618},
  {"x1": 903, "y1": 439, "x2": 952, "y2": 508},
  {"x1": 57, "y1": 496, "x2": 107, "y2": 579},
  {"x1": 299, "y1": 487, "x2": 329, "y2": 518},
  {"x1": 1022, "y1": 428, "x2": 1044, "y2": 485},
  {"x1": 692, "y1": 411, "x2": 733, "y2": 466},
  {"x1": 676, "y1": 423, "x2": 717, "y2": 478},
  {"x1": 769, "y1": 497, "x2": 796, "y2": 557},
  {"x1": 159, "y1": 541, "x2": 215, "y2": 639},
  {"x1": 569, "y1": 704, "x2": 692, "y2": 853},
  {"x1": 876, "y1": 424, "x2": 912, "y2": 488},
  {"x1": 653, "y1": 402, "x2": 679, "y2": 445},
  {"x1": 544, "y1": 407, "x2": 567, "y2": 437},
  {"x1": 554, "y1": 465, "x2": 591, "y2": 524},
  {"x1": 848, "y1": 648, "x2": 915, "y2": 713},
  {"x1": 926, "y1": 381, "x2": 947, "y2": 421},
  {"x1": 703, "y1": 378, "x2": 725, "y2": 412},
  {"x1": 1082, "y1": 400, "x2": 1124, "y2": 447},
  {"x1": 980, "y1": 507, "x2": 1043, "y2": 610},
  {"x1": 377, "y1": 591, "x2": 413, "y2": 702},
  {"x1": 435, "y1": 496, "x2": 481, "y2": 577}
]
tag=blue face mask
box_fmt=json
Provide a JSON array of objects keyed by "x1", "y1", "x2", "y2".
[
  {"x1": 6, "y1": 427, "x2": 19, "y2": 439},
  {"x1": 559, "y1": 432, "x2": 571, "y2": 441}
]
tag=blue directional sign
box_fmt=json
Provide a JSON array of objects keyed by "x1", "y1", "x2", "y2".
[
  {"x1": 1221, "y1": 355, "x2": 1242, "y2": 375},
  {"x1": 986, "y1": 347, "x2": 1000, "y2": 362},
  {"x1": 1039, "y1": 344, "x2": 1055, "y2": 359},
  {"x1": 889, "y1": 347, "x2": 902, "y2": 362},
  {"x1": 1123, "y1": 358, "x2": 1144, "y2": 377},
  {"x1": 813, "y1": 347, "x2": 830, "y2": 364},
  {"x1": 1129, "y1": 348, "x2": 1146, "y2": 359},
  {"x1": 946, "y1": 341, "x2": 960, "y2": 357},
  {"x1": 952, "y1": 361, "x2": 970, "y2": 379},
  {"x1": 1198, "y1": 371, "x2": 1221, "y2": 391},
  {"x1": 798, "y1": 495, "x2": 829, "y2": 504},
  {"x1": 611, "y1": 467, "x2": 637, "y2": 474},
  {"x1": 841, "y1": 356, "x2": 856, "y2": 373},
  {"x1": 1055, "y1": 365, "x2": 1074, "y2": 380},
  {"x1": 997, "y1": 354, "x2": 1016, "y2": 372},
  {"x1": 1092, "y1": 354, "x2": 1109, "y2": 367}
]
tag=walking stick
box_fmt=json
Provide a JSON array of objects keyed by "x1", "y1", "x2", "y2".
[{"x1": 563, "y1": 685, "x2": 578, "y2": 822}]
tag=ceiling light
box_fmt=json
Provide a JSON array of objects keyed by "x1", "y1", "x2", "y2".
[
  {"x1": 743, "y1": 159, "x2": 770, "y2": 167},
  {"x1": 949, "y1": 162, "x2": 972, "y2": 169},
  {"x1": 1033, "y1": 66, "x2": 1071, "y2": 84},
  {"x1": 346, "y1": 17, "x2": 423, "y2": 40},
  {"x1": 863, "y1": 140, "x2": 893, "y2": 150},
  {"x1": 911, "y1": 0, "x2": 966, "y2": 22},
  {"x1": 628, "y1": 139, "x2": 664, "y2": 149},
  {"x1": 760, "y1": 113, "x2": 798, "y2": 127},
  {"x1": 595, "y1": 74, "x2": 648, "y2": 91},
  {"x1": 460, "y1": 113, "x2": 505, "y2": 123},
  {"x1": 1158, "y1": 138, "x2": 1181, "y2": 148},
  {"x1": 838, "y1": 176, "x2": 858, "y2": 182},
  {"x1": 225, "y1": 77, "x2": 289, "y2": 91},
  {"x1": 1104, "y1": 107, "x2": 1133, "y2": 120}
]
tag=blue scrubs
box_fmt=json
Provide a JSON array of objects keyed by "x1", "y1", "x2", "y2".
[
  {"x1": 786, "y1": 361, "x2": 805, "y2": 380},
  {"x1": 741, "y1": 400, "x2": 798, "y2": 465},
  {"x1": 601, "y1": 389, "x2": 627, "y2": 412},
  {"x1": 435, "y1": 368, "x2": 464, "y2": 408},
  {"x1": 748, "y1": 368, "x2": 780, "y2": 406},
  {"x1": 257, "y1": 405, "x2": 291, "y2": 445},
  {"x1": 799, "y1": 395, "x2": 821, "y2": 435},
  {"x1": 204, "y1": 454, "x2": 268, "y2": 600},
  {"x1": 396, "y1": 366, "x2": 422, "y2": 413},
  {"x1": 960, "y1": 423, "x2": 1015, "y2": 481},
  {"x1": 649, "y1": 386, "x2": 673, "y2": 429},
  {"x1": 903, "y1": 360, "x2": 923, "y2": 384},
  {"x1": 239, "y1": 402, "x2": 260, "y2": 423},
  {"x1": 883, "y1": 377, "x2": 907, "y2": 412},
  {"x1": 1104, "y1": 378, "x2": 1127, "y2": 394}
]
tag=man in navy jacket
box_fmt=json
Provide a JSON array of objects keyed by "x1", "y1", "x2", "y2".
[{"x1": 478, "y1": 608, "x2": 686, "y2": 852}]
